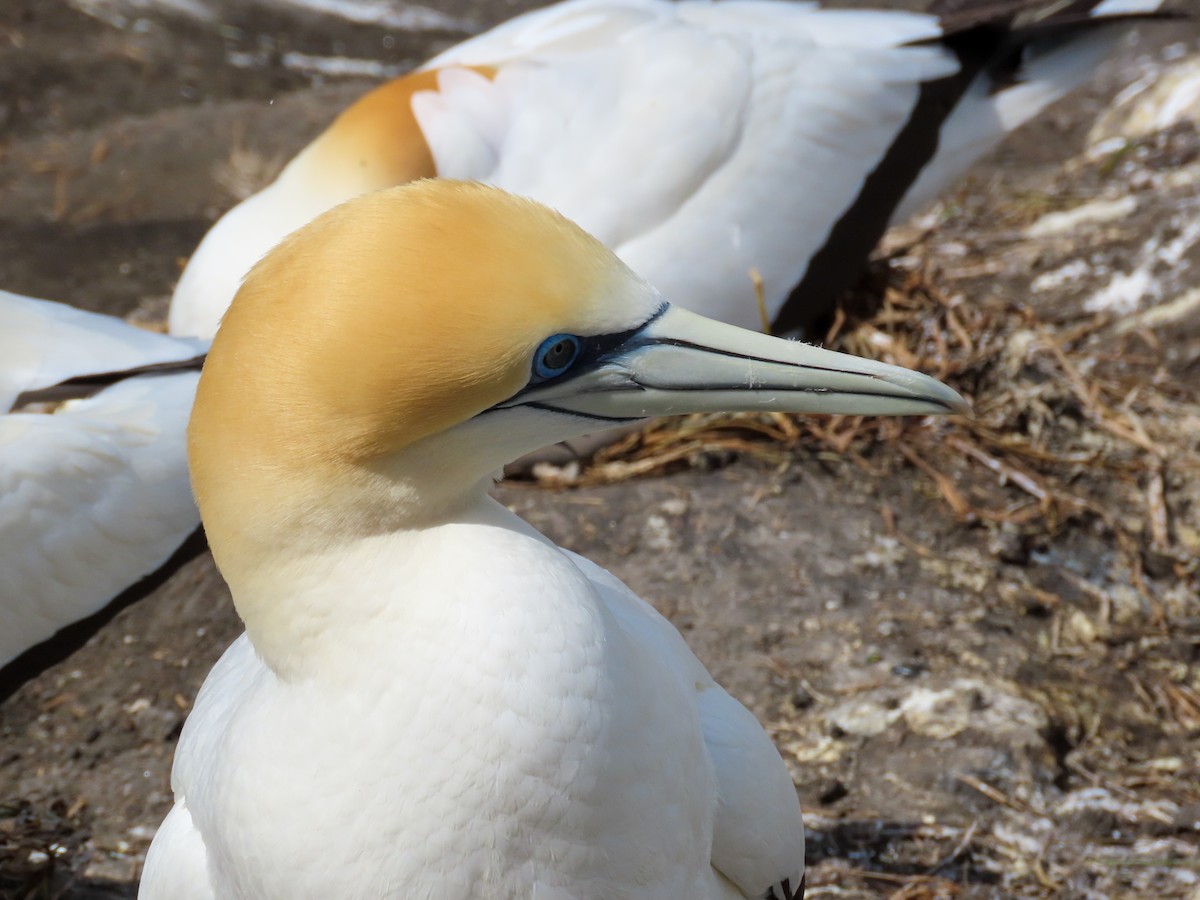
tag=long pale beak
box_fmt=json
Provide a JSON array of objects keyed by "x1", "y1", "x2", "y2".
[{"x1": 509, "y1": 304, "x2": 969, "y2": 421}]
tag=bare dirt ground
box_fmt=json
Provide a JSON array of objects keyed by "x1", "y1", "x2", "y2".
[{"x1": 1, "y1": 1, "x2": 1198, "y2": 897}]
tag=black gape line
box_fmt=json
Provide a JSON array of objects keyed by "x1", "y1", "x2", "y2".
[{"x1": 519, "y1": 400, "x2": 640, "y2": 425}]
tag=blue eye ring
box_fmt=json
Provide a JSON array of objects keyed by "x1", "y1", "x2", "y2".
[{"x1": 533, "y1": 334, "x2": 582, "y2": 381}]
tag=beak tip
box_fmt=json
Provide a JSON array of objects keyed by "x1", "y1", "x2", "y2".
[
  {"x1": 946, "y1": 394, "x2": 973, "y2": 418},
  {"x1": 897, "y1": 371, "x2": 970, "y2": 419}
]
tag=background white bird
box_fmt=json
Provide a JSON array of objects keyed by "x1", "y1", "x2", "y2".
[
  {"x1": 168, "y1": 0, "x2": 1167, "y2": 341},
  {"x1": 0, "y1": 291, "x2": 206, "y2": 701}
]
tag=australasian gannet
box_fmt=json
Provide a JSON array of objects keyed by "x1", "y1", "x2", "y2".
[
  {"x1": 141, "y1": 181, "x2": 969, "y2": 899},
  {"x1": 0, "y1": 291, "x2": 206, "y2": 698},
  {"x1": 2, "y1": 0, "x2": 1160, "y2": 695},
  {"x1": 167, "y1": 0, "x2": 1166, "y2": 341}
]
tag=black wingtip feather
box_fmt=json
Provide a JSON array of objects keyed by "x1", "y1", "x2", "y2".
[
  {"x1": 929, "y1": 0, "x2": 1181, "y2": 35},
  {"x1": 12, "y1": 354, "x2": 208, "y2": 409},
  {"x1": 765, "y1": 873, "x2": 804, "y2": 900},
  {"x1": 769, "y1": 0, "x2": 1174, "y2": 337},
  {"x1": 0, "y1": 527, "x2": 209, "y2": 706}
]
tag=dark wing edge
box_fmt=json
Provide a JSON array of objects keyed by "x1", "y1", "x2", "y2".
[{"x1": 0, "y1": 527, "x2": 208, "y2": 705}]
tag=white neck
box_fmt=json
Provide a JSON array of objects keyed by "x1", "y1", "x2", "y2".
[{"x1": 225, "y1": 489, "x2": 580, "y2": 681}]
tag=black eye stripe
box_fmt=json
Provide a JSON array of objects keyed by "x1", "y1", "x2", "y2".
[
  {"x1": 483, "y1": 303, "x2": 669, "y2": 412},
  {"x1": 560, "y1": 302, "x2": 669, "y2": 379}
]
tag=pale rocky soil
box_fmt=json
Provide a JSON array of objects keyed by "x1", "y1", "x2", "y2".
[{"x1": 1, "y1": 1, "x2": 1199, "y2": 898}]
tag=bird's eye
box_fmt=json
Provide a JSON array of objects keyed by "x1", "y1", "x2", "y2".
[{"x1": 533, "y1": 334, "x2": 581, "y2": 380}]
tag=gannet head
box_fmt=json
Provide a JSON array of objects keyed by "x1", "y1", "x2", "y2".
[
  {"x1": 190, "y1": 181, "x2": 965, "y2": 649},
  {"x1": 168, "y1": 69, "x2": 460, "y2": 339}
]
